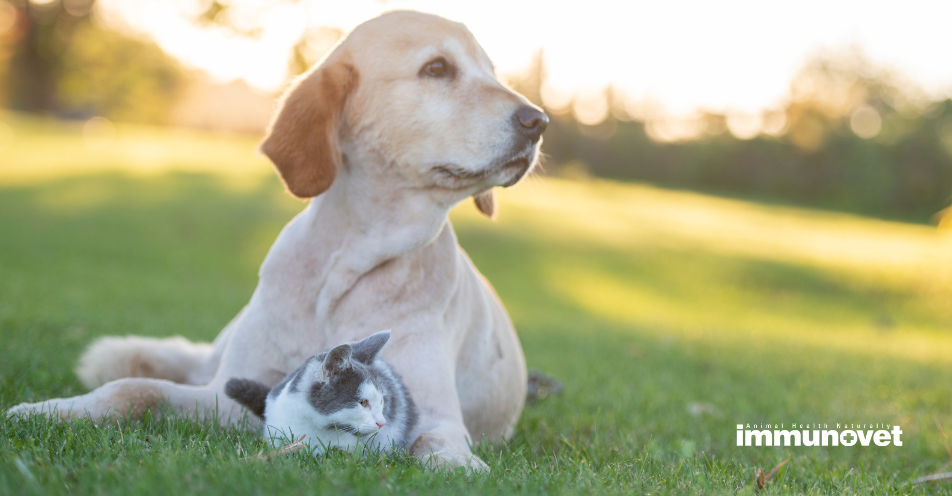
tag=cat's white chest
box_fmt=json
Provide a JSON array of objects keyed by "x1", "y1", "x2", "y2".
[{"x1": 261, "y1": 392, "x2": 323, "y2": 448}]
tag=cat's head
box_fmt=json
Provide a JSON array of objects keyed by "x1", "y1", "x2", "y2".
[{"x1": 301, "y1": 330, "x2": 391, "y2": 437}]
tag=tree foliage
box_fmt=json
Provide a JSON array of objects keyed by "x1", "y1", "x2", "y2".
[
  {"x1": 510, "y1": 50, "x2": 952, "y2": 223},
  {"x1": 1, "y1": 0, "x2": 183, "y2": 123}
]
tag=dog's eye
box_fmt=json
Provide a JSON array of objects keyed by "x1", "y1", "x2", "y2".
[
  {"x1": 361, "y1": 399, "x2": 370, "y2": 408},
  {"x1": 421, "y1": 58, "x2": 450, "y2": 78}
]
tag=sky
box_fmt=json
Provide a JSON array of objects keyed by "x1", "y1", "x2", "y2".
[{"x1": 99, "y1": 0, "x2": 952, "y2": 117}]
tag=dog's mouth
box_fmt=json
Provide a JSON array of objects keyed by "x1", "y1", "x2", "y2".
[
  {"x1": 497, "y1": 156, "x2": 532, "y2": 187},
  {"x1": 432, "y1": 149, "x2": 535, "y2": 189}
]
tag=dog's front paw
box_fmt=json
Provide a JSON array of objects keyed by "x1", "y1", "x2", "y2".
[
  {"x1": 421, "y1": 448, "x2": 490, "y2": 474},
  {"x1": 7, "y1": 400, "x2": 79, "y2": 421},
  {"x1": 410, "y1": 428, "x2": 491, "y2": 474},
  {"x1": 6, "y1": 401, "x2": 44, "y2": 419}
]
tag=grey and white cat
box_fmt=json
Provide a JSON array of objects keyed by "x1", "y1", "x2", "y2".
[{"x1": 225, "y1": 330, "x2": 418, "y2": 454}]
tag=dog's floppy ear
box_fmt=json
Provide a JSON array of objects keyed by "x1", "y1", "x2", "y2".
[
  {"x1": 260, "y1": 56, "x2": 358, "y2": 199},
  {"x1": 473, "y1": 189, "x2": 496, "y2": 220}
]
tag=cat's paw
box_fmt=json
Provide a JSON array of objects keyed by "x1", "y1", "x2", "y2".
[{"x1": 421, "y1": 448, "x2": 490, "y2": 474}]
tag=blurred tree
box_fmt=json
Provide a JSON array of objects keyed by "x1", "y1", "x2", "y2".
[
  {"x1": 188, "y1": 0, "x2": 342, "y2": 78},
  {"x1": 531, "y1": 48, "x2": 952, "y2": 224},
  {"x1": 4, "y1": 0, "x2": 91, "y2": 112},
  {"x1": 56, "y1": 22, "x2": 184, "y2": 123},
  {"x1": 1, "y1": 0, "x2": 183, "y2": 122},
  {"x1": 782, "y1": 48, "x2": 928, "y2": 152},
  {"x1": 0, "y1": 0, "x2": 353, "y2": 119}
]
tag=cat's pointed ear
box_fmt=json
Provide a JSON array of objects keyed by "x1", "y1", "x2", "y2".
[
  {"x1": 322, "y1": 344, "x2": 352, "y2": 383},
  {"x1": 473, "y1": 189, "x2": 496, "y2": 220},
  {"x1": 351, "y1": 330, "x2": 390, "y2": 364}
]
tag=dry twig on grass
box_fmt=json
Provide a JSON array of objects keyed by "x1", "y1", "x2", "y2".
[
  {"x1": 755, "y1": 458, "x2": 790, "y2": 491},
  {"x1": 913, "y1": 472, "x2": 952, "y2": 484},
  {"x1": 243, "y1": 434, "x2": 308, "y2": 462}
]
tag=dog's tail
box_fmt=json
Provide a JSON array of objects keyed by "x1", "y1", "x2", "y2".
[{"x1": 75, "y1": 335, "x2": 213, "y2": 389}]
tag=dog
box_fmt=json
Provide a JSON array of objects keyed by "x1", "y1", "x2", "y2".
[{"x1": 7, "y1": 10, "x2": 547, "y2": 472}]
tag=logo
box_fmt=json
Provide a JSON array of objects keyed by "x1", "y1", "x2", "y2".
[{"x1": 737, "y1": 423, "x2": 902, "y2": 447}]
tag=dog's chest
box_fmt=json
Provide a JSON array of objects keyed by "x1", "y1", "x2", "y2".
[{"x1": 263, "y1": 252, "x2": 456, "y2": 364}]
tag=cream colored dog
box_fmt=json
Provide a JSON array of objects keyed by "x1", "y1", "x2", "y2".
[{"x1": 7, "y1": 10, "x2": 548, "y2": 471}]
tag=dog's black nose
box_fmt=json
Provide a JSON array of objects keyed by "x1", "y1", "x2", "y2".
[{"x1": 513, "y1": 106, "x2": 548, "y2": 142}]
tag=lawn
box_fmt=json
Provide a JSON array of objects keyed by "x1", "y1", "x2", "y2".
[{"x1": 2, "y1": 112, "x2": 952, "y2": 494}]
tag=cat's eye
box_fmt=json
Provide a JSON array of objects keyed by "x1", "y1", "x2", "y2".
[{"x1": 361, "y1": 399, "x2": 370, "y2": 408}]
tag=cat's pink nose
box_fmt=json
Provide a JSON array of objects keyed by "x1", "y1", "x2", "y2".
[{"x1": 376, "y1": 421, "x2": 386, "y2": 429}]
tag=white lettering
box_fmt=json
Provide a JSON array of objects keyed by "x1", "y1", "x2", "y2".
[
  {"x1": 747, "y1": 430, "x2": 772, "y2": 446},
  {"x1": 822, "y1": 430, "x2": 839, "y2": 446},
  {"x1": 803, "y1": 430, "x2": 820, "y2": 446},
  {"x1": 874, "y1": 430, "x2": 891, "y2": 446},
  {"x1": 840, "y1": 430, "x2": 857, "y2": 446},
  {"x1": 774, "y1": 430, "x2": 801, "y2": 446},
  {"x1": 892, "y1": 425, "x2": 903, "y2": 446}
]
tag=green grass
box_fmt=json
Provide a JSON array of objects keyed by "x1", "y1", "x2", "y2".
[{"x1": 3, "y1": 112, "x2": 952, "y2": 494}]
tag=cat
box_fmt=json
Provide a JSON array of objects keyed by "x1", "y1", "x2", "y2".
[{"x1": 224, "y1": 330, "x2": 418, "y2": 455}]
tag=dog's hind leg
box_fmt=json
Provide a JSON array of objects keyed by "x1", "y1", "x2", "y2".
[
  {"x1": 75, "y1": 307, "x2": 245, "y2": 389},
  {"x1": 6, "y1": 377, "x2": 250, "y2": 426}
]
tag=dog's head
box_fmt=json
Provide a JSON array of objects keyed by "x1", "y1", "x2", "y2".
[{"x1": 260, "y1": 10, "x2": 547, "y2": 219}]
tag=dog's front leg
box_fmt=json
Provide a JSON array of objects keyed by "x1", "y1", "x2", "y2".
[
  {"x1": 410, "y1": 420, "x2": 490, "y2": 473},
  {"x1": 6, "y1": 378, "x2": 245, "y2": 425},
  {"x1": 387, "y1": 332, "x2": 490, "y2": 473}
]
